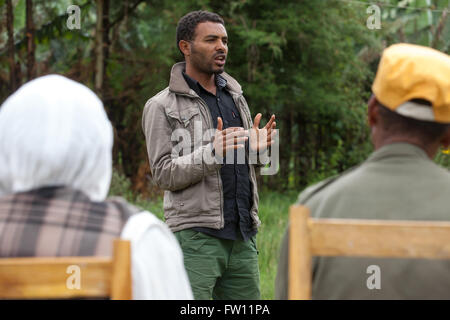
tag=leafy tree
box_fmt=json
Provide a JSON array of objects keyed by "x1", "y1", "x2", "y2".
[{"x1": 0, "y1": 0, "x2": 448, "y2": 197}]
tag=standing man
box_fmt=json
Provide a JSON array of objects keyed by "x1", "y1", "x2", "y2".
[
  {"x1": 142, "y1": 11, "x2": 276, "y2": 300},
  {"x1": 275, "y1": 43, "x2": 450, "y2": 299}
]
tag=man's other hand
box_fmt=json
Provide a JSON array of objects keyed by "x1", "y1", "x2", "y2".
[{"x1": 213, "y1": 117, "x2": 248, "y2": 158}]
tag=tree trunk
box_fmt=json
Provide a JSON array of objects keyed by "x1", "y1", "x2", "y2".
[
  {"x1": 425, "y1": 0, "x2": 433, "y2": 46},
  {"x1": 6, "y1": 0, "x2": 16, "y2": 92},
  {"x1": 295, "y1": 113, "x2": 308, "y2": 189},
  {"x1": 95, "y1": 0, "x2": 105, "y2": 98},
  {"x1": 431, "y1": 7, "x2": 449, "y2": 49},
  {"x1": 294, "y1": 114, "x2": 302, "y2": 189},
  {"x1": 102, "y1": 0, "x2": 110, "y2": 94},
  {"x1": 279, "y1": 111, "x2": 292, "y2": 190},
  {"x1": 26, "y1": 0, "x2": 36, "y2": 80}
]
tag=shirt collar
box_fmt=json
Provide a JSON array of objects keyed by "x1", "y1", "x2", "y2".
[
  {"x1": 365, "y1": 142, "x2": 430, "y2": 163},
  {"x1": 182, "y1": 71, "x2": 228, "y2": 96},
  {"x1": 170, "y1": 62, "x2": 243, "y2": 95},
  {"x1": 216, "y1": 74, "x2": 227, "y2": 89}
]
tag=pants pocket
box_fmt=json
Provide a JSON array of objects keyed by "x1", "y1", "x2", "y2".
[
  {"x1": 178, "y1": 229, "x2": 209, "y2": 252},
  {"x1": 250, "y1": 236, "x2": 259, "y2": 255}
]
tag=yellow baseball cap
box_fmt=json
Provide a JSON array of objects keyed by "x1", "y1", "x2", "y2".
[{"x1": 372, "y1": 43, "x2": 450, "y2": 123}]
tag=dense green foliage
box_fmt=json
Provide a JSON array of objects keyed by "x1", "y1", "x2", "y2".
[{"x1": 1, "y1": 0, "x2": 449, "y2": 193}]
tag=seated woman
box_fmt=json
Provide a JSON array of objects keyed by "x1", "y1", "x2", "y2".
[{"x1": 0, "y1": 75, "x2": 193, "y2": 300}]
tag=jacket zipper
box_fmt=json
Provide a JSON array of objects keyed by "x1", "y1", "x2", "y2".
[
  {"x1": 231, "y1": 93, "x2": 260, "y2": 227},
  {"x1": 176, "y1": 92, "x2": 225, "y2": 229}
]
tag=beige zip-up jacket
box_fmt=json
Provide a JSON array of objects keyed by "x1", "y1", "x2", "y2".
[{"x1": 142, "y1": 62, "x2": 261, "y2": 232}]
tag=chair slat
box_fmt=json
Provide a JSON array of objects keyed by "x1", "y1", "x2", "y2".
[
  {"x1": 310, "y1": 219, "x2": 450, "y2": 258},
  {"x1": 288, "y1": 205, "x2": 450, "y2": 300},
  {"x1": 288, "y1": 205, "x2": 312, "y2": 300},
  {"x1": 0, "y1": 239, "x2": 131, "y2": 299},
  {"x1": 111, "y1": 239, "x2": 132, "y2": 300}
]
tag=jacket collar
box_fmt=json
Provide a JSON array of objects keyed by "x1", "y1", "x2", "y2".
[
  {"x1": 168, "y1": 62, "x2": 243, "y2": 96},
  {"x1": 365, "y1": 142, "x2": 430, "y2": 163}
]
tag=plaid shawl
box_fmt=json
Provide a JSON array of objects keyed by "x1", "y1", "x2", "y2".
[{"x1": 0, "y1": 187, "x2": 138, "y2": 257}]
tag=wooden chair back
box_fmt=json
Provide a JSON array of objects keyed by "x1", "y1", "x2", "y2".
[
  {"x1": 0, "y1": 239, "x2": 132, "y2": 299},
  {"x1": 289, "y1": 205, "x2": 450, "y2": 299}
]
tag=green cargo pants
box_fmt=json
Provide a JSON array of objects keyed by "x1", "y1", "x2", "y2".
[{"x1": 174, "y1": 229, "x2": 260, "y2": 300}]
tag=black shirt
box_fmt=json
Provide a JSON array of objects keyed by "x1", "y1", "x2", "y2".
[{"x1": 182, "y1": 72, "x2": 256, "y2": 241}]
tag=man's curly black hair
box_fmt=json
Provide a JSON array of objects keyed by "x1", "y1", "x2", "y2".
[{"x1": 176, "y1": 11, "x2": 225, "y2": 56}]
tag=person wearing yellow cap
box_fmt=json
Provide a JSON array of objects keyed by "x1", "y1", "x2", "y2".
[{"x1": 275, "y1": 43, "x2": 450, "y2": 299}]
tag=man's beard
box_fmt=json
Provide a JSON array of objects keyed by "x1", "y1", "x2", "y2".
[{"x1": 191, "y1": 46, "x2": 225, "y2": 75}]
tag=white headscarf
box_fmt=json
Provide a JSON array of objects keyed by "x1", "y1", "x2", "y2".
[{"x1": 0, "y1": 75, "x2": 113, "y2": 201}]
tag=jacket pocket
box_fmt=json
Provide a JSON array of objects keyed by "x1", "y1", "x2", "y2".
[
  {"x1": 167, "y1": 107, "x2": 200, "y2": 130},
  {"x1": 167, "y1": 107, "x2": 201, "y2": 154},
  {"x1": 179, "y1": 176, "x2": 220, "y2": 214},
  {"x1": 163, "y1": 189, "x2": 182, "y2": 214}
]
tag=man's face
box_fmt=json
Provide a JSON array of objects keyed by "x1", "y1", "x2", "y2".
[{"x1": 188, "y1": 21, "x2": 228, "y2": 75}]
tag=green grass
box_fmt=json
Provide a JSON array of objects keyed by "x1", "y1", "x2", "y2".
[
  {"x1": 255, "y1": 190, "x2": 298, "y2": 299},
  {"x1": 123, "y1": 193, "x2": 297, "y2": 299}
]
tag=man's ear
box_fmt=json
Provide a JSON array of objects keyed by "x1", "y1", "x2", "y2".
[
  {"x1": 368, "y1": 94, "x2": 379, "y2": 128},
  {"x1": 179, "y1": 40, "x2": 190, "y2": 57},
  {"x1": 440, "y1": 127, "x2": 450, "y2": 149}
]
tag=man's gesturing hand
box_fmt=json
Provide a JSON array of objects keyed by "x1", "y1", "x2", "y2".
[
  {"x1": 249, "y1": 113, "x2": 277, "y2": 152},
  {"x1": 213, "y1": 117, "x2": 248, "y2": 158}
]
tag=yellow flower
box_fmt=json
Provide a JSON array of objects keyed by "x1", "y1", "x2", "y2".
[{"x1": 443, "y1": 149, "x2": 450, "y2": 155}]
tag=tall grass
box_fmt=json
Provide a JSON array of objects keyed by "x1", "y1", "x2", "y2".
[
  {"x1": 435, "y1": 148, "x2": 450, "y2": 169},
  {"x1": 256, "y1": 190, "x2": 298, "y2": 299}
]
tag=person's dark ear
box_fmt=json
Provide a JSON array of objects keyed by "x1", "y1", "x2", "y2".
[
  {"x1": 368, "y1": 94, "x2": 379, "y2": 128},
  {"x1": 179, "y1": 40, "x2": 191, "y2": 58},
  {"x1": 440, "y1": 126, "x2": 450, "y2": 149}
]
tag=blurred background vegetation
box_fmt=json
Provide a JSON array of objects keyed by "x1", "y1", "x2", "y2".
[
  {"x1": 0, "y1": 0, "x2": 449, "y2": 195},
  {"x1": 1, "y1": 0, "x2": 449, "y2": 299}
]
